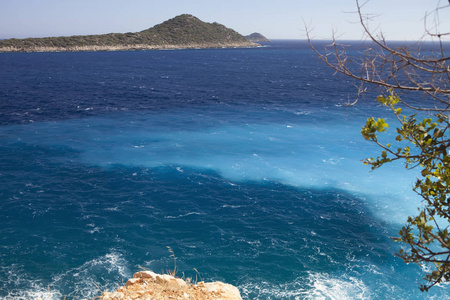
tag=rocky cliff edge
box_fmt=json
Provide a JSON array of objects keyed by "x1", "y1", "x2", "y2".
[{"x1": 99, "y1": 270, "x2": 242, "y2": 300}]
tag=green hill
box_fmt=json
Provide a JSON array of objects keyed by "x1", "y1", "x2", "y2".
[{"x1": 0, "y1": 14, "x2": 256, "y2": 52}]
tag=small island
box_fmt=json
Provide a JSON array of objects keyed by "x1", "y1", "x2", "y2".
[
  {"x1": 0, "y1": 15, "x2": 257, "y2": 53},
  {"x1": 245, "y1": 32, "x2": 270, "y2": 43}
]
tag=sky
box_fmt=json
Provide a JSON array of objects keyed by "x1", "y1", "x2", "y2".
[{"x1": 0, "y1": 0, "x2": 449, "y2": 41}]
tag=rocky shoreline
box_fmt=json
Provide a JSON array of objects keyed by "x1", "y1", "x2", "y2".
[
  {"x1": 99, "y1": 270, "x2": 242, "y2": 300},
  {"x1": 0, "y1": 42, "x2": 257, "y2": 53}
]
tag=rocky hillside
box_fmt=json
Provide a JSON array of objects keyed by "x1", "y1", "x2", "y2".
[{"x1": 0, "y1": 15, "x2": 256, "y2": 52}]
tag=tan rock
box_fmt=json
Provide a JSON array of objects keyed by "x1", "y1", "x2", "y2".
[
  {"x1": 127, "y1": 278, "x2": 142, "y2": 287},
  {"x1": 203, "y1": 282, "x2": 241, "y2": 300},
  {"x1": 98, "y1": 271, "x2": 242, "y2": 300}
]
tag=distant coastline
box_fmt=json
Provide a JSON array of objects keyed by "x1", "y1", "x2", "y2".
[
  {"x1": 0, "y1": 15, "x2": 258, "y2": 53},
  {"x1": 0, "y1": 42, "x2": 257, "y2": 53}
]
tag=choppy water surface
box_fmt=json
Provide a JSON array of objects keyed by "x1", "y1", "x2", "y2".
[{"x1": 1, "y1": 41, "x2": 448, "y2": 299}]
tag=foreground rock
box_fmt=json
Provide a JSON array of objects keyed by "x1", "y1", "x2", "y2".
[{"x1": 100, "y1": 271, "x2": 242, "y2": 300}]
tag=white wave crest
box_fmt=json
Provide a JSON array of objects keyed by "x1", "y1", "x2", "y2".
[
  {"x1": 239, "y1": 272, "x2": 371, "y2": 300},
  {"x1": 1, "y1": 251, "x2": 131, "y2": 300}
]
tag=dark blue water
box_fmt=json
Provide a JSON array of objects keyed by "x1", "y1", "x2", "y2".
[{"x1": 1, "y1": 41, "x2": 448, "y2": 299}]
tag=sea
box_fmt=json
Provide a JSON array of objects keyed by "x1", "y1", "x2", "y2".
[{"x1": 0, "y1": 40, "x2": 448, "y2": 299}]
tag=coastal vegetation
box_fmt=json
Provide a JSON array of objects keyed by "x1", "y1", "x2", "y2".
[
  {"x1": 0, "y1": 14, "x2": 256, "y2": 52},
  {"x1": 309, "y1": 0, "x2": 450, "y2": 291}
]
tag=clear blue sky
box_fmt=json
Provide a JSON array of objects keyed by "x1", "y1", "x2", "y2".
[{"x1": 1, "y1": 0, "x2": 449, "y2": 40}]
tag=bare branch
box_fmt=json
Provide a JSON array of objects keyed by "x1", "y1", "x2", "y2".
[{"x1": 309, "y1": 0, "x2": 450, "y2": 292}]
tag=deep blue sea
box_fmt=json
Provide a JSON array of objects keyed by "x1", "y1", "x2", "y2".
[{"x1": 0, "y1": 40, "x2": 448, "y2": 299}]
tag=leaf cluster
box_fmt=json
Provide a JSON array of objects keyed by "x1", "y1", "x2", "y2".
[{"x1": 363, "y1": 91, "x2": 450, "y2": 291}]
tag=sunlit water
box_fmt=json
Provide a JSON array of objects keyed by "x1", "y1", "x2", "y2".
[{"x1": 0, "y1": 41, "x2": 447, "y2": 299}]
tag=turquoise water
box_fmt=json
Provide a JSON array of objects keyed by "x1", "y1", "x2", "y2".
[{"x1": 0, "y1": 41, "x2": 447, "y2": 299}]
